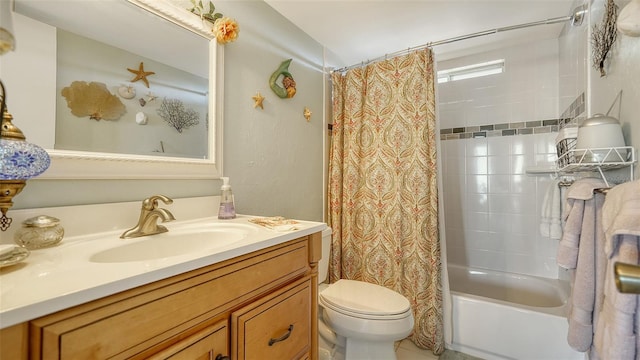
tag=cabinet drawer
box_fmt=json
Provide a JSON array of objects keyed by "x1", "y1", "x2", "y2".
[
  {"x1": 31, "y1": 239, "x2": 309, "y2": 359},
  {"x1": 147, "y1": 320, "x2": 228, "y2": 360},
  {"x1": 232, "y1": 277, "x2": 312, "y2": 360}
]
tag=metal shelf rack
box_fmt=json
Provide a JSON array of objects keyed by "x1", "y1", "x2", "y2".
[{"x1": 556, "y1": 146, "x2": 636, "y2": 187}]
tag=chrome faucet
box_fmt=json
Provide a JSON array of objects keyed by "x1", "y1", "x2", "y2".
[{"x1": 120, "y1": 195, "x2": 176, "y2": 239}]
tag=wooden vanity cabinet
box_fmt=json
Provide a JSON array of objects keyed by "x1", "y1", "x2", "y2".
[{"x1": 0, "y1": 232, "x2": 321, "y2": 360}]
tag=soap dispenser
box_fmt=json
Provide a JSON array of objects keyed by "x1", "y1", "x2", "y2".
[{"x1": 218, "y1": 177, "x2": 236, "y2": 219}]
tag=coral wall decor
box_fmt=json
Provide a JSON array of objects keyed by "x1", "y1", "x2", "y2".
[
  {"x1": 591, "y1": 0, "x2": 619, "y2": 77},
  {"x1": 61, "y1": 81, "x2": 126, "y2": 121},
  {"x1": 157, "y1": 98, "x2": 200, "y2": 133},
  {"x1": 269, "y1": 59, "x2": 296, "y2": 99}
]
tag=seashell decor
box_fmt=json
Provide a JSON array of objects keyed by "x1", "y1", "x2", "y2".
[
  {"x1": 117, "y1": 85, "x2": 136, "y2": 99},
  {"x1": 135, "y1": 111, "x2": 148, "y2": 125},
  {"x1": 61, "y1": 81, "x2": 126, "y2": 121}
]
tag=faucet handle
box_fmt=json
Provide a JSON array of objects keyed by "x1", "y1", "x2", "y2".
[{"x1": 142, "y1": 195, "x2": 173, "y2": 210}]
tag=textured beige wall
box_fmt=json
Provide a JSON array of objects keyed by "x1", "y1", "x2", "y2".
[
  {"x1": 217, "y1": 1, "x2": 325, "y2": 221},
  {"x1": 0, "y1": 1, "x2": 326, "y2": 223}
]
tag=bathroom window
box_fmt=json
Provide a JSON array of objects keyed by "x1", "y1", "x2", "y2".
[{"x1": 437, "y1": 59, "x2": 505, "y2": 83}]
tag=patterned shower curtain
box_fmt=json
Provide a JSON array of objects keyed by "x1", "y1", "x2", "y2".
[{"x1": 327, "y1": 49, "x2": 443, "y2": 354}]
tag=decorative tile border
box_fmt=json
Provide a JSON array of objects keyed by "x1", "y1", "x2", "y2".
[
  {"x1": 559, "y1": 92, "x2": 585, "y2": 129},
  {"x1": 439, "y1": 92, "x2": 586, "y2": 141},
  {"x1": 440, "y1": 119, "x2": 559, "y2": 140}
]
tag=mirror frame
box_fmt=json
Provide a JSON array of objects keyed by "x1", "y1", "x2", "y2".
[{"x1": 39, "y1": 0, "x2": 223, "y2": 180}]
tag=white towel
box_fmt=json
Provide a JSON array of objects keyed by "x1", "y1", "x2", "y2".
[
  {"x1": 550, "y1": 181, "x2": 563, "y2": 239},
  {"x1": 602, "y1": 179, "x2": 640, "y2": 257},
  {"x1": 248, "y1": 216, "x2": 300, "y2": 231},
  {"x1": 556, "y1": 178, "x2": 608, "y2": 353},
  {"x1": 592, "y1": 234, "x2": 639, "y2": 360},
  {"x1": 540, "y1": 179, "x2": 562, "y2": 239},
  {"x1": 593, "y1": 179, "x2": 640, "y2": 360},
  {"x1": 565, "y1": 193, "x2": 606, "y2": 351}
]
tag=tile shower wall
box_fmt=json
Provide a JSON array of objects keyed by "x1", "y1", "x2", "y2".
[
  {"x1": 439, "y1": 38, "x2": 561, "y2": 278},
  {"x1": 559, "y1": 0, "x2": 588, "y2": 127}
]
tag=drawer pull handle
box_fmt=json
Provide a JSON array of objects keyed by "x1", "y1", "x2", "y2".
[
  {"x1": 268, "y1": 324, "x2": 294, "y2": 346},
  {"x1": 215, "y1": 355, "x2": 230, "y2": 360}
]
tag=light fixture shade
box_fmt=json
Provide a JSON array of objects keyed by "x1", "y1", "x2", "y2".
[
  {"x1": 618, "y1": 0, "x2": 640, "y2": 37},
  {"x1": 0, "y1": 0, "x2": 16, "y2": 55},
  {"x1": 0, "y1": 137, "x2": 50, "y2": 180}
]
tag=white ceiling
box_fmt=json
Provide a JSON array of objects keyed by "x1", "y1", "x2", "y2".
[{"x1": 264, "y1": 0, "x2": 578, "y2": 67}]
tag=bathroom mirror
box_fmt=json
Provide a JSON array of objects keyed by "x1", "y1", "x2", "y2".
[{"x1": 9, "y1": 0, "x2": 222, "y2": 179}]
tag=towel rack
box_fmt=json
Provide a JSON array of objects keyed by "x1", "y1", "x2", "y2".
[
  {"x1": 614, "y1": 262, "x2": 640, "y2": 294},
  {"x1": 557, "y1": 181, "x2": 609, "y2": 194},
  {"x1": 556, "y1": 181, "x2": 610, "y2": 194},
  {"x1": 558, "y1": 180, "x2": 574, "y2": 187}
]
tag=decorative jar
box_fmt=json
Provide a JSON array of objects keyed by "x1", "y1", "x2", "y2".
[{"x1": 14, "y1": 215, "x2": 64, "y2": 250}]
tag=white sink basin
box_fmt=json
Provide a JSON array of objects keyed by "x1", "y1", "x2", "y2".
[{"x1": 89, "y1": 223, "x2": 258, "y2": 263}]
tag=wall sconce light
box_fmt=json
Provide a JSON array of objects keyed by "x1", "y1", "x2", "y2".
[
  {"x1": 0, "y1": 0, "x2": 17, "y2": 55},
  {"x1": 0, "y1": 2, "x2": 51, "y2": 231},
  {"x1": 618, "y1": 0, "x2": 640, "y2": 37},
  {"x1": 0, "y1": 81, "x2": 51, "y2": 231}
]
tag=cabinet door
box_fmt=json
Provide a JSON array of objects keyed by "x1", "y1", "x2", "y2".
[
  {"x1": 147, "y1": 320, "x2": 228, "y2": 360},
  {"x1": 0, "y1": 323, "x2": 28, "y2": 360},
  {"x1": 232, "y1": 278, "x2": 312, "y2": 360}
]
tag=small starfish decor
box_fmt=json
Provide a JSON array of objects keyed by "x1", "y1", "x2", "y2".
[
  {"x1": 145, "y1": 92, "x2": 158, "y2": 103},
  {"x1": 303, "y1": 107, "x2": 312, "y2": 122},
  {"x1": 127, "y1": 62, "x2": 155, "y2": 88},
  {"x1": 252, "y1": 92, "x2": 265, "y2": 109}
]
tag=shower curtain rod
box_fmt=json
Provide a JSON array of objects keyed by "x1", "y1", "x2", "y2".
[{"x1": 332, "y1": 15, "x2": 573, "y2": 74}]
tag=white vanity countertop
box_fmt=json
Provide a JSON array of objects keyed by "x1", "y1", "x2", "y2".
[{"x1": 0, "y1": 214, "x2": 326, "y2": 329}]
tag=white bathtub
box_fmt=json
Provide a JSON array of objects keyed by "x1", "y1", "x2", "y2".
[{"x1": 447, "y1": 264, "x2": 584, "y2": 360}]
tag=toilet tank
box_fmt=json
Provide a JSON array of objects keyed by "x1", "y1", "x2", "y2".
[{"x1": 318, "y1": 227, "x2": 332, "y2": 284}]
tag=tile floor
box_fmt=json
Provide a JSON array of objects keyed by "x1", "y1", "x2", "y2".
[
  {"x1": 396, "y1": 340, "x2": 440, "y2": 360},
  {"x1": 396, "y1": 340, "x2": 483, "y2": 360}
]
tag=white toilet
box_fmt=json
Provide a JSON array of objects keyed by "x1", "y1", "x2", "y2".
[{"x1": 318, "y1": 228, "x2": 414, "y2": 360}]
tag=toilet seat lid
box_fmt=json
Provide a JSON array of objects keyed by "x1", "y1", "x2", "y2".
[{"x1": 319, "y1": 279, "x2": 411, "y2": 319}]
